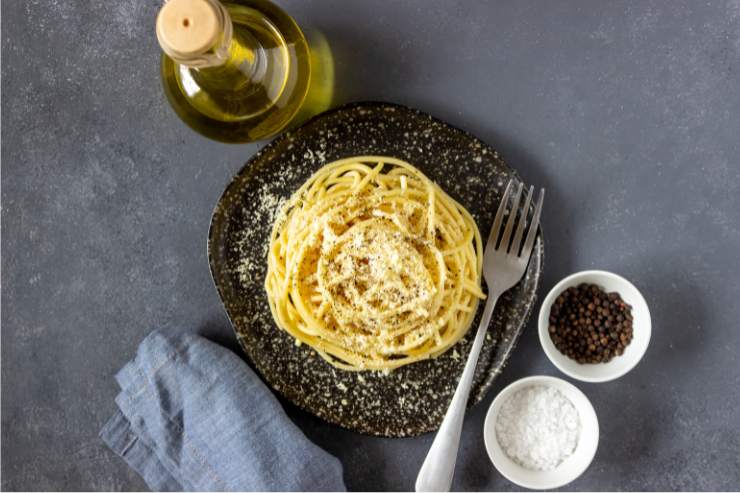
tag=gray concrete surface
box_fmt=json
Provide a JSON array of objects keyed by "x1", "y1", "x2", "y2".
[{"x1": 3, "y1": 0, "x2": 740, "y2": 490}]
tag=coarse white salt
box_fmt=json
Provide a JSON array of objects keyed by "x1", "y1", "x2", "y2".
[{"x1": 495, "y1": 385, "x2": 581, "y2": 471}]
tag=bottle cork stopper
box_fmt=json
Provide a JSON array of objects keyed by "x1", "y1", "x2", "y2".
[{"x1": 156, "y1": 0, "x2": 221, "y2": 58}]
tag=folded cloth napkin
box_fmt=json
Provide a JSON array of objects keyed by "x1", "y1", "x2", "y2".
[{"x1": 100, "y1": 329, "x2": 346, "y2": 492}]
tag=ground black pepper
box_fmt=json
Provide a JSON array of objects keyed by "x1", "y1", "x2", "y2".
[{"x1": 548, "y1": 283, "x2": 634, "y2": 363}]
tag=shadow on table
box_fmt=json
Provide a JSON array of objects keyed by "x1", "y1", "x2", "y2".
[
  {"x1": 197, "y1": 312, "x2": 243, "y2": 355},
  {"x1": 599, "y1": 254, "x2": 708, "y2": 466},
  {"x1": 319, "y1": 25, "x2": 437, "y2": 107},
  {"x1": 625, "y1": 253, "x2": 708, "y2": 377}
]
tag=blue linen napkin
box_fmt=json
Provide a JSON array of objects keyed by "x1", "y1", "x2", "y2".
[{"x1": 100, "y1": 329, "x2": 346, "y2": 492}]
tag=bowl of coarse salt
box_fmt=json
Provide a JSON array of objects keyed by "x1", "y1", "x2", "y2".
[{"x1": 484, "y1": 376, "x2": 599, "y2": 490}]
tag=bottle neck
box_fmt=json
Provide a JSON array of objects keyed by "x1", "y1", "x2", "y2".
[
  {"x1": 158, "y1": 0, "x2": 243, "y2": 69},
  {"x1": 166, "y1": 1, "x2": 265, "y2": 90}
]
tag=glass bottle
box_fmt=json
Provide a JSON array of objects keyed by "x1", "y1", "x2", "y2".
[{"x1": 156, "y1": 0, "x2": 332, "y2": 143}]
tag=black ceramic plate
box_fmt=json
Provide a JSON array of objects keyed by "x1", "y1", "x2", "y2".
[{"x1": 208, "y1": 102, "x2": 543, "y2": 437}]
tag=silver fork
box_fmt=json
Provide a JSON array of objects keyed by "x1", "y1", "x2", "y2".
[{"x1": 415, "y1": 180, "x2": 545, "y2": 492}]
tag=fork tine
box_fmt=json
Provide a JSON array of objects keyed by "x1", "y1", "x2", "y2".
[
  {"x1": 487, "y1": 180, "x2": 514, "y2": 249},
  {"x1": 511, "y1": 185, "x2": 534, "y2": 256},
  {"x1": 500, "y1": 182, "x2": 523, "y2": 253},
  {"x1": 521, "y1": 188, "x2": 545, "y2": 259}
]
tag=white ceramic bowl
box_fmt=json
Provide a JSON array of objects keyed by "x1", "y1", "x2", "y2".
[
  {"x1": 484, "y1": 376, "x2": 599, "y2": 490},
  {"x1": 538, "y1": 270, "x2": 651, "y2": 382}
]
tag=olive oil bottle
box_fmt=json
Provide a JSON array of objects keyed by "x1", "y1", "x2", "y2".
[{"x1": 156, "y1": 0, "x2": 332, "y2": 143}]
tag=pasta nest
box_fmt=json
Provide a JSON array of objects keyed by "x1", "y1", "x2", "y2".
[{"x1": 265, "y1": 156, "x2": 485, "y2": 371}]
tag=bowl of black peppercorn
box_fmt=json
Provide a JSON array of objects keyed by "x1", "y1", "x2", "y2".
[{"x1": 538, "y1": 270, "x2": 651, "y2": 382}]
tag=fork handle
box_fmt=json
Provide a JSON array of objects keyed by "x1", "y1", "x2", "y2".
[{"x1": 415, "y1": 294, "x2": 499, "y2": 492}]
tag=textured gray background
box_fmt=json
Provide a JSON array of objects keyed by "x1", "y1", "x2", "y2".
[{"x1": 2, "y1": 0, "x2": 740, "y2": 490}]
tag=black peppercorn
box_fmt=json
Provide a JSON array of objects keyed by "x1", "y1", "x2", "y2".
[{"x1": 548, "y1": 283, "x2": 634, "y2": 363}]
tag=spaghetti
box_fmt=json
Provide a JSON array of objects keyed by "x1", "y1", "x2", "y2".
[{"x1": 264, "y1": 156, "x2": 485, "y2": 371}]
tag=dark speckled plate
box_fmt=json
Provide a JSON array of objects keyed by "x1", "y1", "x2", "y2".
[{"x1": 208, "y1": 102, "x2": 544, "y2": 437}]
